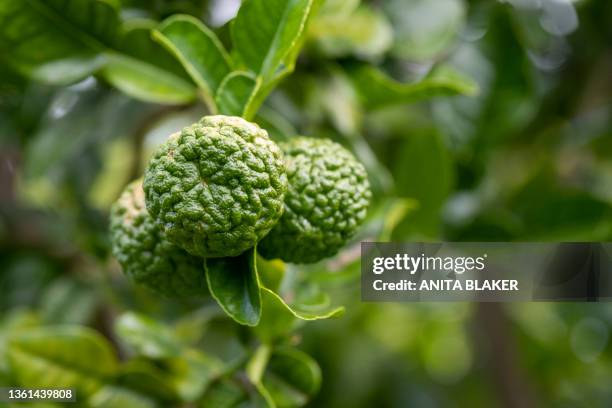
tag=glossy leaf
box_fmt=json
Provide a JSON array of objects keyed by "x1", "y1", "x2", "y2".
[
  {"x1": 7, "y1": 326, "x2": 118, "y2": 397},
  {"x1": 257, "y1": 256, "x2": 286, "y2": 293},
  {"x1": 231, "y1": 0, "x2": 315, "y2": 81},
  {"x1": 0, "y1": 1, "x2": 196, "y2": 103},
  {"x1": 25, "y1": 56, "x2": 107, "y2": 86},
  {"x1": 215, "y1": 71, "x2": 261, "y2": 119},
  {"x1": 255, "y1": 287, "x2": 344, "y2": 342},
  {"x1": 319, "y1": 0, "x2": 360, "y2": 16},
  {"x1": 102, "y1": 21, "x2": 196, "y2": 104},
  {"x1": 0, "y1": 0, "x2": 119, "y2": 83},
  {"x1": 205, "y1": 247, "x2": 262, "y2": 326},
  {"x1": 262, "y1": 347, "x2": 322, "y2": 408},
  {"x1": 351, "y1": 64, "x2": 478, "y2": 109},
  {"x1": 153, "y1": 14, "x2": 232, "y2": 108},
  {"x1": 115, "y1": 312, "x2": 182, "y2": 359}
]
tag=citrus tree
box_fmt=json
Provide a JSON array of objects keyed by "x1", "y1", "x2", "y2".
[{"x1": 0, "y1": 0, "x2": 479, "y2": 406}]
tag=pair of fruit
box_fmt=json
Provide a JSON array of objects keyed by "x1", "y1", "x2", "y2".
[{"x1": 110, "y1": 116, "x2": 371, "y2": 296}]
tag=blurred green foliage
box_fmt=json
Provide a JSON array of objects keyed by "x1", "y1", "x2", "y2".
[{"x1": 1, "y1": 0, "x2": 612, "y2": 407}]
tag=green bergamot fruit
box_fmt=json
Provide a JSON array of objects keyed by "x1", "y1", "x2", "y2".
[
  {"x1": 258, "y1": 137, "x2": 371, "y2": 263},
  {"x1": 110, "y1": 180, "x2": 206, "y2": 297},
  {"x1": 143, "y1": 115, "x2": 287, "y2": 258}
]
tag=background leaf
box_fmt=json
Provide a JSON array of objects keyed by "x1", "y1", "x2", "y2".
[
  {"x1": 116, "y1": 360, "x2": 179, "y2": 403},
  {"x1": 199, "y1": 376, "x2": 275, "y2": 407},
  {"x1": 309, "y1": 5, "x2": 393, "y2": 60},
  {"x1": 39, "y1": 278, "x2": 97, "y2": 325},
  {"x1": 0, "y1": 0, "x2": 195, "y2": 103},
  {"x1": 391, "y1": 129, "x2": 454, "y2": 239},
  {"x1": 166, "y1": 349, "x2": 224, "y2": 402},
  {"x1": 384, "y1": 0, "x2": 465, "y2": 61},
  {"x1": 89, "y1": 386, "x2": 156, "y2": 408},
  {"x1": 0, "y1": 311, "x2": 40, "y2": 374},
  {"x1": 7, "y1": 326, "x2": 118, "y2": 397},
  {"x1": 351, "y1": 64, "x2": 478, "y2": 109},
  {"x1": 0, "y1": 0, "x2": 119, "y2": 83},
  {"x1": 205, "y1": 248, "x2": 262, "y2": 326},
  {"x1": 508, "y1": 168, "x2": 612, "y2": 240},
  {"x1": 262, "y1": 347, "x2": 321, "y2": 408},
  {"x1": 115, "y1": 312, "x2": 182, "y2": 359}
]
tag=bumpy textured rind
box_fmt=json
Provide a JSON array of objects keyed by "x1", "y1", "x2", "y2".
[
  {"x1": 258, "y1": 137, "x2": 371, "y2": 263},
  {"x1": 143, "y1": 116, "x2": 287, "y2": 258},
  {"x1": 110, "y1": 180, "x2": 205, "y2": 297}
]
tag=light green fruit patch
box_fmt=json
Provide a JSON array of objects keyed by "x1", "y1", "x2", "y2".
[
  {"x1": 143, "y1": 116, "x2": 287, "y2": 258},
  {"x1": 110, "y1": 180, "x2": 205, "y2": 297},
  {"x1": 259, "y1": 137, "x2": 371, "y2": 263}
]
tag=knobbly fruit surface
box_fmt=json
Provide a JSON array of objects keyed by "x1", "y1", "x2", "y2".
[
  {"x1": 143, "y1": 115, "x2": 287, "y2": 258},
  {"x1": 258, "y1": 137, "x2": 371, "y2": 263},
  {"x1": 110, "y1": 180, "x2": 205, "y2": 297}
]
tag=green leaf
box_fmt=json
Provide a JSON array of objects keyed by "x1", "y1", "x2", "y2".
[
  {"x1": 319, "y1": 0, "x2": 359, "y2": 16},
  {"x1": 246, "y1": 345, "x2": 272, "y2": 385},
  {"x1": 215, "y1": 71, "x2": 261, "y2": 119},
  {"x1": 89, "y1": 386, "x2": 156, "y2": 408},
  {"x1": 384, "y1": 0, "x2": 465, "y2": 61},
  {"x1": 102, "y1": 21, "x2": 196, "y2": 104},
  {"x1": 102, "y1": 54, "x2": 195, "y2": 104},
  {"x1": 205, "y1": 247, "x2": 262, "y2": 326},
  {"x1": 255, "y1": 288, "x2": 344, "y2": 343},
  {"x1": 25, "y1": 56, "x2": 107, "y2": 85},
  {"x1": 153, "y1": 14, "x2": 232, "y2": 109},
  {"x1": 5, "y1": 402, "x2": 62, "y2": 408},
  {"x1": 350, "y1": 64, "x2": 478, "y2": 109},
  {"x1": 0, "y1": 311, "x2": 40, "y2": 373},
  {"x1": 115, "y1": 312, "x2": 182, "y2": 359},
  {"x1": 262, "y1": 348, "x2": 321, "y2": 408},
  {"x1": 40, "y1": 278, "x2": 97, "y2": 325},
  {"x1": 379, "y1": 199, "x2": 419, "y2": 241},
  {"x1": 0, "y1": 1, "x2": 196, "y2": 103},
  {"x1": 231, "y1": 0, "x2": 315, "y2": 81},
  {"x1": 0, "y1": 0, "x2": 119, "y2": 83},
  {"x1": 256, "y1": 256, "x2": 286, "y2": 293},
  {"x1": 115, "y1": 315, "x2": 224, "y2": 401},
  {"x1": 391, "y1": 129, "x2": 454, "y2": 239},
  {"x1": 166, "y1": 349, "x2": 224, "y2": 402},
  {"x1": 116, "y1": 360, "x2": 179, "y2": 403},
  {"x1": 199, "y1": 379, "x2": 247, "y2": 408},
  {"x1": 255, "y1": 107, "x2": 297, "y2": 142},
  {"x1": 199, "y1": 376, "x2": 274, "y2": 408},
  {"x1": 309, "y1": 6, "x2": 393, "y2": 60},
  {"x1": 173, "y1": 306, "x2": 222, "y2": 346},
  {"x1": 7, "y1": 326, "x2": 118, "y2": 397},
  {"x1": 509, "y1": 168, "x2": 612, "y2": 240}
]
